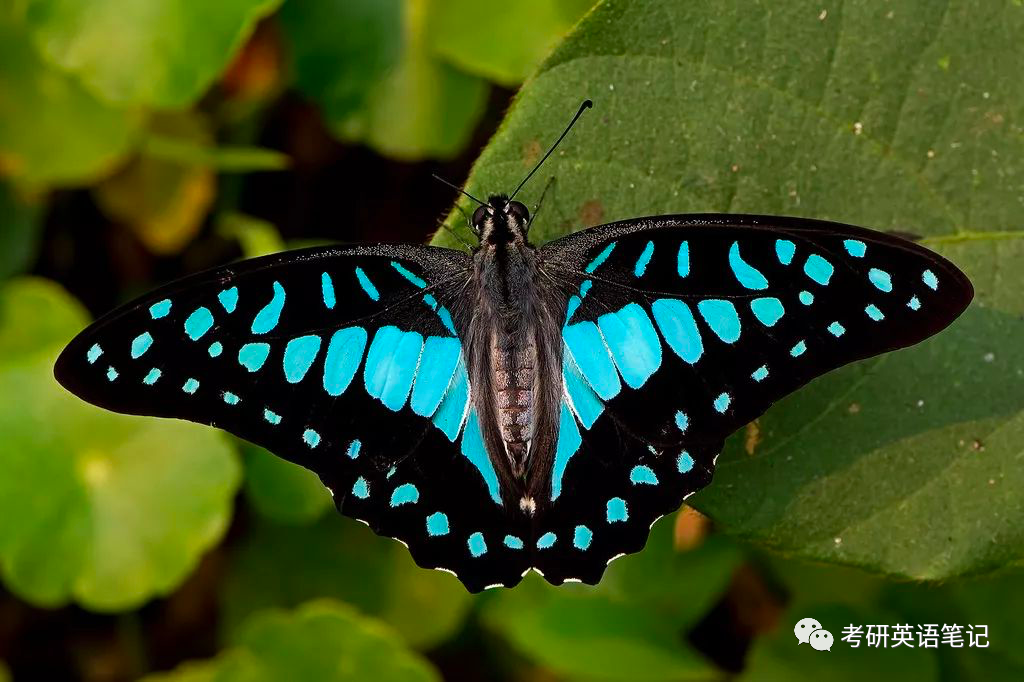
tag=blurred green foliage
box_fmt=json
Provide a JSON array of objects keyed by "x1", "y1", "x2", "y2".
[{"x1": 0, "y1": 0, "x2": 1023, "y2": 680}]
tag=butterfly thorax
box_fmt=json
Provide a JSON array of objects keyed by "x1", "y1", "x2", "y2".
[{"x1": 468, "y1": 196, "x2": 565, "y2": 510}]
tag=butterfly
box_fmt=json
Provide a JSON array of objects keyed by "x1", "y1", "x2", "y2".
[{"x1": 54, "y1": 101, "x2": 973, "y2": 592}]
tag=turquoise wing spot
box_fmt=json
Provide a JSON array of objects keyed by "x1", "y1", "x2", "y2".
[
  {"x1": 460, "y1": 411, "x2": 502, "y2": 504},
  {"x1": 728, "y1": 241, "x2": 769, "y2": 290},
  {"x1": 142, "y1": 368, "x2": 161, "y2": 385},
  {"x1": 606, "y1": 497, "x2": 628, "y2": 523},
  {"x1": 504, "y1": 535, "x2": 524, "y2": 550},
  {"x1": 182, "y1": 378, "x2": 199, "y2": 394},
  {"x1": 799, "y1": 290, "x2": 814, "y2": 305},
  {"x1": 563, "y1": 321, "x2": 621, "y2": 400},
  {"x1": 790, "y1": 340, "x2": 807, "y2": 357},
  {"x1": 922, "y1": 269, "x2": 938, "y2": 290},
  {"x1": 750, "y1": 297, "x2": 784, "y2": 327},
  {"x1": 363, "y1": 327, "x2": 403, "y2": 394},
  {"x1": 352, "y1": 477, "x2": 370, "y2": 499},
  {"x1": 238, "y1": 342, "x2": 271, "y2": 372},
  {"x1": 865, "y1": 304, "x2": 885, "y2": 321},
  {"x1": 843, "y1": 239, "x2": 866, "y2": 257},
  {"x1": 468, "y1": 532, "x2": 487, "y2": 557},
  {"x1": 537, "y1": 532, "x2": 557, "y2": 549},
  {"x1": 411, "y1": 336, "x2": 461, "y2": 417},
  {"x1": 751, "y1": 365, "x2": 769, "y2": 382},
  {"x1": 391, "y1": 261, "x2": 427, "y2": 288},
  {"x1": 131, "y1": 332, "x2": 153, "y2": 359},
  {"x1": 633, "y1": 241, "x2": 655, "y2": 277},
  {"x1": 149, "y1": 299, "x2": 172, "y2": 319},
  {"x1": 677, "y1": 241, "x2": 690, "y2": 277},
  {"x1": 713, "y1": 392, "x2": 731, "y2": 413},
  {"x1": 185, "y1": 307, "x2": 214, "y2": 341},
  {"x1": 803, "y1": 254, "x2": 834, "y2": 286},
  {"x1": 321, "y1": 273, "x2": 336, "y2": 309},
  {"x1": 323, "y1": 327, "x2": 367, "y2": 396},
  {"x1": 354, "y1": 267, "x2": 380, "y2": 301},
  {"x1": 652, "y1": 299, "x2": 703, "y2": 364},
  {"x1": 573, "y1": 525, "x2": 593, "y2": 550},
  {"x1": 585, "y1": 241, "x2": 616, "y2": 273},
  {"x1": 775, "y1": 239, "x2": 795, "y2": 265},
  {"x1": 597, "y1": 303, "x2": 662, "y2": 389},
  {"x1": 869, "y1": 268, "x2": 893, "y2": 292},
  {"x1": 432, "y1": 361, "x2": 469, "y2": 441},
  {"x1": 697, "y1": 299, "x2": 741, "y2": 343},
  {"x1": 217, "y1": 287, "x2": 238, "y2": 313},
  {"x1": 390, "y1": 483, "x2": 419, "y2": 507},
  {"x1": 283, "y1": 335, "x2": 322, "y2": 383},
  {"x1": 426, "y1": 512, "x2": 449, "y2": 536},
  {"x1": 629, "y1": 465, "x2": 658, "y2": 485},
  {"x1": 87, "y1": 343, "x2": 103, "y2": 364},
  {"x1": 251, "y1": 282, "x2": 285, "y2": 334},
  {"x1": 362, "y1": 329, "x2": 423, "y2": 411},
  {"x1": 827, "y1": 321, "x2": 846, "y2": 337},
  {"x1": 551, "y1": 402, "x2": 583, "y2": 501},
  {"x1": 677, "y1": 451, "x2": 694, "y2": 473},
  {"x1": 562, "y1": 348, "x2": 604, "y2": 429}
]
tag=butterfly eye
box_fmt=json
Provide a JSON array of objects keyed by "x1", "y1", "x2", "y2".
[
  {"x1": 471, "y1": 205, "x2": 489, "y2": 229},
  {"x1": 507, "y1": 201, "x2": 529, "y2": 223}
]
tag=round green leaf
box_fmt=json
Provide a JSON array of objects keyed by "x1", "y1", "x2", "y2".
[
  {"x1": 0, "y1": 15, "x2": 138, "y2": 184},
  {"x1": 427, "y1": 0, "x2": 595, "y2": 85},
  {"x1": 222, "y1": 515, "x2": 471, "y2": 650},
  {"x1": 0, "y1": 183, "x2": 43, "y2": 280},
  {"x1": 241, "y1": 442, "x2": 332, "y2": 525},
  {"x1": 281, "y1": 0, "x2": 488, "y2": 160},
  {"x1": 146, "y1": 601, "x2": 441, "y2": 682},
  {"x1": 433, "y1": 0, "x2": 1024, "y2": 580},
  {"x1": 482, "y1": 577, "x2": 714, "y2": 682},
  {"x1": 24, "y1": 0, "x2": 283, "y2": 107},
  {"x1": 0, "y1": 278, "x2": 241, "y2": 611}
]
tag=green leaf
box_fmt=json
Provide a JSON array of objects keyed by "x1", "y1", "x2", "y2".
[
  {"x1": 94, "y1": 113, "x2": 217, "y2": 255},
  {"x1": 0, "y1": 278, "x2": 241, "y2": 611},
  {"x1": 0, "y1": 183, "x2": 43, "y2": 279},
  {"x1": 24, "y1": 0, "x2": 283, "y2": 108},
  {"x1": 740, "y1": 604, "x2": 939, "y2": 682},
  {"x1": 482, "y1": 576, "x2": 715, "y2": 681},
  {"x1": 281, "y1": 0, "x2": 488, "y2": 160},
  {"x1": 427, "y1": 0, "x2": 595, "y2": 85},
  {"x1": 222, "y1": 514, "x2": 471, "y2": 650},
  {"x1": 145, "y1": 601, "x2": 441, "y2": 682},
  {"x1": 0, "y1": 14, "x2": 138, "y2": 185},
  {"x1": 433, "y1": 0, "x2": 1024, "y2": 579},
  {"x1": 215, "y1": 212, "x2": 286, "y2": 259},
  {"x1": 141, "y1": 135, "x2": 291, "y2": 172},
  {"x1": 241, "y1": 441, "x2": 332, "y2": 525}
]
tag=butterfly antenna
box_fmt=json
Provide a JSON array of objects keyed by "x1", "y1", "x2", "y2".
[
  {"x1": 507, "y1": 99, "x2": 592, "y2": 203},
  {"x1": 431, "y1": 173, "x2": 487, "y2": 207}
]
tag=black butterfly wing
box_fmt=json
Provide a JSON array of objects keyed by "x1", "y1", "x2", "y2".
[
  {"x1": 54, "y1": 244, "x2": 532, "y2": 592},
  {"x1": 527, "y1": 214, "x2": 972, "y2": 584}
]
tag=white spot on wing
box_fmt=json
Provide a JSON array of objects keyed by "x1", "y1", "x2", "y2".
[
  {"x1": 564, "y1": 578, "x2": 583, "y2": 584},
  {"x1": 435, "y1": 567, "x2": 457, "y2": 577},
  {"x1": 606, "y1": 552, "x2": 626, "y2": 566},
  {"x1": 483, "y1": 583, "x2": 504, "y2": 590}
]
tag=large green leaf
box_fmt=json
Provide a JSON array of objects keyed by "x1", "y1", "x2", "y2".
[
  {"x1": 481, "y1": 517, "x2": 736, "y2": 681},
  {"x1": 24, "y1": 0, "x2": 282, "y2": 107},
  {"x1": 280, "y1": 0, "x2": 488, "y2": 160},
  {"x1": 426, "y1": 0, "x2": 595, "y2": 85},
  {"x1": 0, "y1": 13, "x2": 138, "y2": 185},
  {"x1": 0, "y1": 182, "x2": 42, "y2": 279},
  {"x1": 0, "y1": 278, "x2": 241, "y2": 611},
  {"x1": 433, "y1": 0, "x2": 1024, "y2": 580},
  {"x1": 222, "y1": 514, "x2": 471, "y2": 650},
  {"x1": 144, "y1": 601, "x2": 440, "y2": 682}
]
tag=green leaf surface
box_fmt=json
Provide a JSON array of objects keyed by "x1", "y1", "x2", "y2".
[
  {"x1": 144, "y1": 601, "x2": 440, "y2": 682},
  {"x1": 241, "y1": 441, "x2": 332, "y2": 525},
  {"x1": 739, "y1": 604, "x2": 939, "y2": 682},
  {"x1": 24, "y1": 0, "x2": 283, "y2": 108},
  {"x1": 0, "y1": 14, "x2": 138, "y2": 185},
  {"x1": 222, "y1": 514, "x2": 471, "y2": 650},
  {"x1": 433, "y1": 0, "x2": 1024, "y2": 580},
  {"x1": 141, "y1": 135, "x2": 291, "y2": 172},
  {"x1": 0, "y1": 183, "x2": 43, "y2": 279},
  {"x1": 481, "y1": 518, "x2": 733, "y2": 681},
  {"x1": 427, "y1": 0, "x2": 595, "y2": 85},
  {"x1": 281, "y1": 0, "x2": 488, "y2": 160},
  {"x1": 0, "y1": 278, "x2": 241, "y2": 611}
]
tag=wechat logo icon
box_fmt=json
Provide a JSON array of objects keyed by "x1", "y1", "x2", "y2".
[{"x1": 795, "y1": 617, "x2": 833, "y2": 651}]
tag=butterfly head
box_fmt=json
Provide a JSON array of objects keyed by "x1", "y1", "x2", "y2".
[{"x1": 472, "y1": 195, "x2": 531, "y2": 247}]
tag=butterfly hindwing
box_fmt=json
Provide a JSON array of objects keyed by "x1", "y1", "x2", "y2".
[
  {"x1": 527, "y1": 214, "x2": 972, "y2": 583},
  {"x1": 54, "y1": 244, "x2": 531, "y2": 590}
]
